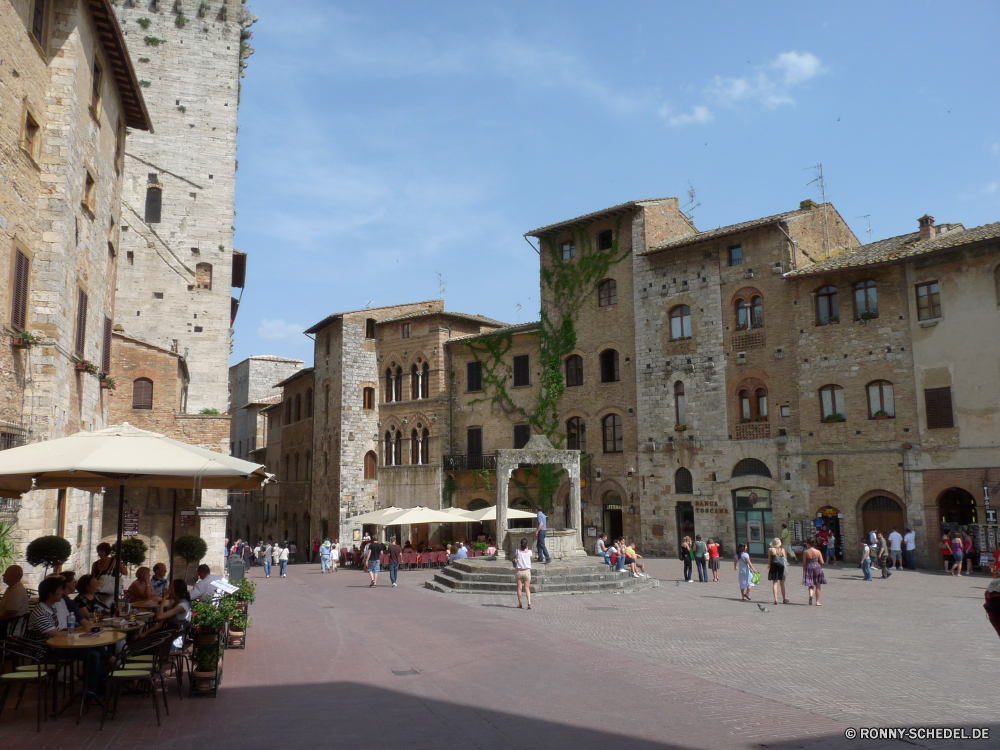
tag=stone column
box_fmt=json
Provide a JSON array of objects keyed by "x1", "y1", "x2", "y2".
[
  {"x1": 416, "y1": 434, "x2": 423, "y2": 465},
  {"x1": 197, "y1": 488, "x2": 230, "y2": 575},
  {"x1": 416, "y1": 371, "x2": 423, "y2": 399},
  {"x1": 495, "y1": 453, "x2": 514, "y2": 558},
  {"x1": 566, "y1": 460, "x2": 583, "y2": 552}
]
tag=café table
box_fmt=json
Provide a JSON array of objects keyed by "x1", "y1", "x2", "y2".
[
  {"x1": 47, "y1": 629, "x2": 126, "y2": 723},
  {"x1": 128, "y1": 599, "x2": 162, "y2": 610}
]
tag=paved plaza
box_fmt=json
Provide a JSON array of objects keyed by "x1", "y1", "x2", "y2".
[{"x1": 4, "y1": 557, "x2": 998, "y2": 749}]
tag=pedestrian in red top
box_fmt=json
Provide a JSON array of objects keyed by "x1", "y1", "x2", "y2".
[
  {"x1": 311, "y1": 539, "x2": 320, "y2": 564},
  {"x1": 706, "y1": 538, "x2": 720, "y2": 582}
]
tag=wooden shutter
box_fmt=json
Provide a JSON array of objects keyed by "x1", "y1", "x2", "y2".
[
  {"x1": 925, "y1": 387, "x2": 954, "y2": 429},
  {"x1": 101, "y1": 316, "x2": 112, "y2": 375},
  {"x1": 513, "y1": 355, "x2": 529, "y2": 386},
  {"x1": 74, "y1": 289, "x2": 88, "y2": 357},
  {"x1": 132, "y1": 378, "x2": 153, "y2": 410},
  {"x1": 11, "y1": 250, "x2": 30, "y2": 331},
  {"x1": 467, "y1": 427, "x2": 482, "y2": 457}
]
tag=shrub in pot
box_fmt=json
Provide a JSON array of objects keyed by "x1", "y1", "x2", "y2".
[
  {"x1": 120, "y1": 537, "x2": 148, "y2": 570},
  {"x1": 26, "y1": 535, "x2": 72, "y2": 576}
]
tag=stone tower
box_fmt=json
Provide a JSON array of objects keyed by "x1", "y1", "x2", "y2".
[{"x1": 112, "y1": 0, "x2": 255, "y2": 413}]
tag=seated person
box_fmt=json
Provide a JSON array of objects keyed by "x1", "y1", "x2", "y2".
[
  {"x1": 594, "y1": 534, "x2": 608, "y2": 562},
  {"x1": 125, "y1": 566, "x2": 156, "y2": 602},
  {"x1": 150, "y1": 563, "x2": 169, "y2": 598},
  {"x1": 30, "y1": 577, "x2": 106, "y2": 695},
  {"x1": 59, "y1": 571, "x2": 92, "y2": 630},
  {"x1": 0, "y1": 564, "x2": 29, "y2": 634},
  {"x1": 75, "y1": 574, "x2": 112, "y2": 620},
  {"x1": 403, "y1": 540, "x2": 413, "y2": 551},
  {"x1": 624, "y1": 541, "x2": 646, "y2": 577},
  {"x1": 189, "y1": 565, "x2": 223, "y2": 602},
  {"x1": 150, "y1": 579, "x2": 192, "y2": 650}
]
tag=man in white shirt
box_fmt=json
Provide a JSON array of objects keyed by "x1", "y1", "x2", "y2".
[
  {"x1": 0, "y1": 565, "x2": 29, "y2": 634},
  {"x1": 189, "y1": 564, "x2": 223, "y2": 601},
  {"x1": 902, "y1": 528, "x2": 916, "y2": 570},
  {"x1": 887, "y1": 527, "x2": 904, "y2": 570}
]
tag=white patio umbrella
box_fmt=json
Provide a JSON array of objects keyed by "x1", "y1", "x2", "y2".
[
  {"x1": 350, "y1": 507, "x2": 408, "y2": 525},
  {"x1": 459, "y1": 505, "x2": 537, "y2": 522},
  {"x1": 0, "y1": 422, "x2": 270, "y2": 606},
  {"x1": 369, "y1": 506, "x2": 462, "y2": 525}
]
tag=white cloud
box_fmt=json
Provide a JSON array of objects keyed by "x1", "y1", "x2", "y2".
[
  {"x1": 660, "y1": 104, "x2": 714, "y2": 127},
  {"x1": 990, "y1": 142, "x2": 1000, "y2": 157},
  {"x1": 702, "y1": 51, "x2": 827, "y2": 111},
  {"x1": 258, "y1": 319, "x2": 306, "y2": 341},
  {"x1": 772, "y1": 51, "x2": 824, "y2": 85}
]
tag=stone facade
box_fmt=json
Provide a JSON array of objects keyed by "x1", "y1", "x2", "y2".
[{"x1": 0, "y1": 0, "x2": 151, "y2": 577}]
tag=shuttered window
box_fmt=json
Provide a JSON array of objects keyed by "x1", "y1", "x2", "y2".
[
  {"x1": 466, "y1": 361, "x2": 482, "y2": 392},
  {"x1": 513, "y1": 355, "x2": 530, "y2": 387},
  {"x1": 11, "y1": 249, "x2": 31, "y2": 331},
  {"x1": 74, "y1": 289, "x2": 88, "y2": 357},
  {"x1": 145, "y1": 186, "x2": 162, "y2": 223},
  {"x1": 101, "y1": 315, "x2": 112, "y2": 375},
  {"x1": 132, "y1": 378, "x2": 153, "y2": 410},
  {"x1": 31, "y1": 0, "x2": 46, "y2": 45},
  {"x1": 925, "y1": 387, "x2": 954, "y2": 429},
  {"x1": 513, "y1": 424, "x2": 530, "y2": 449},
  {"x1": 467, "y1": 427, "x2": 483, "y2": 457}
]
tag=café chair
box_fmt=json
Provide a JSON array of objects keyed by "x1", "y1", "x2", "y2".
[{"x1": 0, "y1": 639, "x2": 53, "y2": 732}]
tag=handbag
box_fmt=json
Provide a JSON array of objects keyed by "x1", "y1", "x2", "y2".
[{"x1": 751, "y1": 571, "x2": 761, "y2": 585}]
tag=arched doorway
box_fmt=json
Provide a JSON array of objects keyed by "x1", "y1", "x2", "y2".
[
  {"x1": 733, "y1": 488, "x2": 773, "y2": 556},
  {"x1": 861, "y1": 496, "x2": 906, "y2": 540},
  {"x1": 938, "y1": 487, "x2": 977, "y2": 531},
  {"x1": 603, "y1": 491, "x2": 623, "y2": 541},
  {"x1": 816, "y1": 506, "x2": 842, "y2": 561}
]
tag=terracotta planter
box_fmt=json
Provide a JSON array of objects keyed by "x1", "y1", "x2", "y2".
[
  {"x1": 875, "y1": 415, "x2": 889, "y2": 420},
  {"x1": 11, "y1": 339, "x2": 29, "y2": 349},
  {"x1": 195, "y1": 631, "x2": 220, "y2": 646},
  {"x1": 227, "y1": 630, "x2": 244, "y2": 646},
  {"x1": 192, "y1": 668, "x2": 219, "y2": 691}
]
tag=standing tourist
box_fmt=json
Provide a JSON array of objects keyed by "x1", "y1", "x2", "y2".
[
  {"x1": 903, "y1": 528, "x2": 916, "y2": 570},
  {"x1": 288, "y1": 540, "x2": 298, "y2": 563},
  {"x1": 242, "y1": 540, "x2": 253, "y2": 571},
  {"x1": 706, "y1": 538, "x2": 721, "y2": 582},
  {"x1": 312, "y1": 539, "x2": 320, "y2": 565},
  {"x1": 860, "y1": 538, "x2": 873, "y2": 581},
  {"x1": 278, "y1": 543, "x2": 290, "y2": 578},
  {"x1": 801, "y1": 539, "x2": 827, "y2": 605},
  {"x1": 693, "y1": 535, "x2": 708, "y2": 582},
  {"x1": 387, "y1": 535, "x2": 403, "y2": 587},
  {"x1": 514, "y1": 537, "x2": 532, "y2": 609},
  {"x1": 888, "y1": 526, "x2": 903, "y2": 570},
  {"x1": 962, "y1": 529, "x2": 975, "y2": 575},
  {"x1": 680, "y1": 536, "x2": 694, "y2": 583},
  {"x1": 319, "y1": 539, "x2": 333, "y2": 573},
  {"x1": 940, "y1": 534, "x2": 954, "y2": 572},
  {"x1": 876, "y1": 532, "x2": 891, "y2": 578},
  {"x1": 332, "y1": 538, "x2": 341, "y2": 572},
  {"x1": 365, "y1": 536, "x2": 385, "y2": 588},
  {"x1": 90, "y1": 542, "x2": 125, "y2": 604},
  {"x1": 949, "y1": 532, "x2": 964, "y2": 577},
  {"x1": 826, "y1": 531, "x2": 837, "y2": 566},
  {"x1": 768, "y1": 539, "x2": 789, "y2": 604},
  {"x1": 261, "y1": 540, "x2": 273, "y2": 578},
  {"x1": 780, "y1": 523, "x2": 797, "y2": 561},
  {"x1": 735, "y1": 543, "x2": 758, "y2": 601},
  {"x1": 535, "y1": 505, "x2": 551, "y2": 565}
]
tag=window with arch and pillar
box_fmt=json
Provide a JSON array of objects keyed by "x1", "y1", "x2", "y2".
[
  {"x1": 566, "y1": 417, "x2": 585, "y2": 451},
  {"x1": 394, "y1": 367, "x2": 403, "y2": 401},
  {"x1": 737, "y1": 385, "x2": 767, "y2": 421},
  {"x1": 601, "y1": 414, "x2": 623, "y2": 453},
  {"x1": 565, "y1": 354, "x2": 583, "y2": 387},
  {"x1": 410, "y1": 427, "x2": 430, "y2": 465},
  {"x1": 733, "y1": 291, "x2": 763, "y2": 330},
  {"x1": 394, "y1": 430, "x2": 402, "y2": 464}
]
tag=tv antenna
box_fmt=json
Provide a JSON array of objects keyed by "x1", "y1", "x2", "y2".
[
  {"x1": 681, "y1": 181, "x2": 701, "y2": 220},
  {"x1": 515, "y1": 303, "x2": 523, "y2": 323},
  {"x1": 805, "y1": 163, "x2": 832, "y2": 257},
  {"x1": 436, "y1": 272, "x2": 445, "y2": 300},
  {"x1": 855, "y1": 214, "x2": 872, "y2": 245},
  {"x1": 365, "y1": 301, "x2": 372, "y2": 309}
]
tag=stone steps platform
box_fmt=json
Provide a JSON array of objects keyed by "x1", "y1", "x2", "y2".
[{"x1": 424, "y1": 557, "x2": 659, "y2": 595}]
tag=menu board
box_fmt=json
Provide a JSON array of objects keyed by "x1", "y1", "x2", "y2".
[{"x1": 123, "y1": 510, "x2": 140, "y2": 537}]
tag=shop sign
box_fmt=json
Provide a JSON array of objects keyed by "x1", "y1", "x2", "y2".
[{"x1": 693, "y1": 499, "x2": 730, "y2": 515}]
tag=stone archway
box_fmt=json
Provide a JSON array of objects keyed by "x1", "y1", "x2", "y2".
[
  {"x1": 860, "y1": 494, "x2": 906, "y2": 540},
  {"x1": 938, "y1": 487, "x2": 977, "y2": 527}
]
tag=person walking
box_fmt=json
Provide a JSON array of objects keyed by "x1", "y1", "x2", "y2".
[
  {"x1": 962, "y1": 529, "x2": 975, "y2": 575},
  {"x1": 802, "y1": 539, "x2": 827, "y2": 605},
  {"x1": 365, "y1": 536, "x2": 385, "y2": 587},
  {"x1": 888, "y1": 526, "x2": 903, "y2": 570},
  {"x1": 735, "y1": 543, "x2": 758, "y2": 601},
  {"x1": 693, "y1": 535, "x2": 708, "y2": 582},
  {"x1": 535, "y1": 506, "x2": 552, "y2": 565},
  {"x1": 949, "y1": 532, "x2": 964, "y2": 577},
  {"x1": 903, "y1": 528, "x2": 916, "y2": 570},
  {"x1": 707, "y1": 538, "x2": 720, "y2": 582},
  {"x1": 332, "y1": 538, "x2": 341, "y2": 572},
  {"x1": 860, "y1": 538, "x2": 873, "y2": 581},
  {"x1": 826, "y1": 531, "x2": 837, "y2": 566},
  {"x1": 876, "y1": 532, "x2": 891, "y2": 578},
  {"x1": 319, "y1": 539, "x2": 332, "y2": 573},
  {"x1": 768, "y1": 538, "x2": 789, "y2": 604},
  {"x1": 387, "y1": 535, "x2": 403, "y2": 587},
  {"x1": 680, "y1": 536, "x2": 694, "y2": 583},
  {"x1": 780, "y1": 523, "x2": 797, "y2": 562},
  {"x1": 311, "y1": 539, "x2": 320, "y2": 565},
  {"x1": 514, "y1": 537, "x2": 532, "y2": 609},
  {"x1": 261, "y1": 540, "x2": 273, "y2": 578},
  {"x1": 278, "y1": 543, "x2": 289, "y2": 578},
  {"x1": 940, "y1": 534, "x2": 954, "y2": 572}
]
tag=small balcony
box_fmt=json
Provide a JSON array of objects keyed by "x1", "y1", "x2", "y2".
[{"x1": 443, "y1": 454, "x2": 497, "y2": 471}]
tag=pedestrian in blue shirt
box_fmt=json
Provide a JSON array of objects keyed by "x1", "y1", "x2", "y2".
[{"x1": 535, "y1": 506, "x2": 552, "y2": 564}]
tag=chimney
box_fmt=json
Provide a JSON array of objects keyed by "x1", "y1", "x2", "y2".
[
  {"x1": 800, "y1": 199, "x2": 818, "y2": 211},
  {"x1": 918, "y1": 214, "x2": 936, "y2": 240}
]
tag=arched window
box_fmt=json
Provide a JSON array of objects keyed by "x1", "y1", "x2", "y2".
[
  {"x1": 669, "y1": 305, "x2": 691, "y2": 340},
  {"x1": 819, "y1": 384, "x2": 845, "y2": 421},
  {"x1": 362, "y1": 387, "x2": 375, "y2": 410},
  {"x1": 601, "y1": 414, "x2": 623, "y2": 453},
  {"x1": 285, "y1": 398, "x2": 292, "y2": 424},
  {"x1": 735, "y1": 299, "x2": 748, "y2": 329},
  {"x1": 385, "y1": 368, "x2": 394, "y2": 403},
  {"x1": 674, "y1": 467, "x2": 693, "y2": 494},
  {"x1": 565, "y1": 355, "x2": 584, "y2": 387},
  {"x1": 294, "y1": 394, "x2": 301, "y2": 422},
  {"x1": 411, "y1": 428, "x2": 420, "y2": 464},
  {"x1": 305, "y1": 389, "x2": 313, "y2": 418},
  {"x1": 755, "y1": 388, "x2": 767, "y2": 420},
  {"x1": 566, "y1": 417, "x2": 586, "y2": 451},
  {"x1": 394, "y1": 366, "x2": 403, "y2": 402},
  {"x1": 598, "y1": 229, "x2": 613, "y2": 251},
  {"x1": 283, "y1": 454, "x2": 290, "y2": 481},
  {"x1": 384, "y1": 432, "x2": 392, "y2": 465},
  {"x1": 132, "y1": 378, "x2": 153, "y2": 409},
  {"x1": 421, "y1": 362, "x2": 429, "y2": 399},
  {"x1": 817, "y1": 459, "x2": 834, "y2": 486},
  {"x1": 731, "y1": 458, "x2": 772, "y2": 479},
  {"x1": 599, "y1": 349, "x2": 619, "y2": 383},
  {"x1": 816, "y1": 286, "x2": 839, "y2": 325},
  {"x1": 421, "y1": 428, "x2": 429, "y2": 464},
  {"x1": 411, "y1": 364, "x2": 420, "y2": 400},
  {"x1": 305, "y1": 451, "x2": 312, "y2": 480},
  {"x1": 294, "y1": 453, "x2": 300, "y2": 482},
  {"x1": 854, "y1": 280, "x2": 878, "y2": 318},
  {"x1": 394, "y1": 430, "x2": 402, "y2": 465},
  {"x1": 866, "y1": 380, "x2": 894, "y2": 418},
  {"x1": 195, "y1": 262, "x2": 212, "y2": 290},
  {"x1": 738, "y1": 389, "x2": 751, "y2": 420},
  {"x1": 674, "y1": 381, "x2": 686, "y2": 426},
  {"x1": 752, "y1": 296, "x2": 763, "y2": 327},
  {"x1": 364, "y1": 451, "x2": 377, "y2": 480},
  {"x1": 598, "y1": 279, "x2": 617, "y2": 307}
]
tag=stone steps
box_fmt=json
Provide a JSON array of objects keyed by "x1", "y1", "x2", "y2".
[{"x1": 425, "y1": 558, "x2": 659, "y2": 595}]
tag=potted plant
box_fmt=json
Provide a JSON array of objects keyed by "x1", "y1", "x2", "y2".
[
  {"x1": 824, "y1": 413, "x2": 846, "y2": 423},
  {"x1": 755, "y1": 416, "x2": 768, "y2": 422},
  {"x1": 191, "y1": 641, "x2": 222, "y2": 691},
  {"x1": 674, "y1": 424, "x2": 687, "y2": 432},
  {"x1": 11, "y1": 330, "x2": 39, "y2": 348},
  {"x1": 740, "y1": 417, "x2": 751, "y2": 424},
  {"x1": 25, "y1": 535, "x2": 72, "y2": 576},
  {"x1": 829, "y1": 316, "x2": 840, "y2": 324},
  {"x1": 858, "y1": 311, "x2": 879, "y2": 322},
  {"x1": 100, "y1": 375, "x2": 117, "y2": 390},
  {"x1": 227, "y1": 609, "x2": 251, "y2": 648},
  {"x1": 175, "y1": 534, "x2": 207, "y2": 579},
  {"x1": 873, "y1": 410, "x2": 890, "y2": 420},
  {"x1": 75, "y1": 359, "x2": 98, "y2": 375},
  {"x1": 120, "y1": 536, "x2": 147, "y2": 572}
]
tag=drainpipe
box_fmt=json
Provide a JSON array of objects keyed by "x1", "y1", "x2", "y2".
[{"x1": 446, "y1": 324, "x2": 454, "y2": 458}]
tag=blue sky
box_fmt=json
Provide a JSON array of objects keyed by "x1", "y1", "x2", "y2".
[{"x1": 232, "y1": 0, "x2": 999, "y2": 363}]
